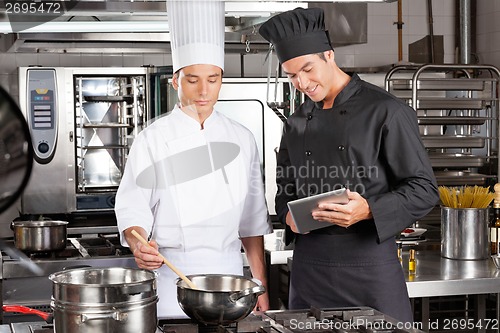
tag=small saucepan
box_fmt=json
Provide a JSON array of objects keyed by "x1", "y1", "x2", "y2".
[
  {"x1": 176, "y1": 274, "x2": 265, "y2": 325},
  {"x1": 11, "y1": 220, "x2": 68, "y2": 252},
  {"x1": 2, "y1": 305, "x2": 53, "y2": 323}
]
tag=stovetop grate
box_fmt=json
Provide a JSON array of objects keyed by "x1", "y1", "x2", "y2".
[
  {"x1": 31, "y1": 326, "x2": 53, "y2": 333},
  {"x1": 10, "y1": 322, "x2": 53, "y2": 333},
  {"x1": 158, "y1": 314, "x2": 273, "y2": 333},
  {"x1": 6, "y1": 307, "x2": 424, "y2": 333},
  {"x1": 1, "y1": 235, "x2": 132, "y2": 261}
]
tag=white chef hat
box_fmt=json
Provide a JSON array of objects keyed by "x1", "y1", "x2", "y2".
[{"x1": 167, "y1": 0, "x2": 225, "y2": 73}]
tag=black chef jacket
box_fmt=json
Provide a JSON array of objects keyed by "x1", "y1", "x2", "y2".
[
  {"x1": 275, "y1": 73, "x2": 439, "y2": 322},
  {"x1": 275, "y1": 73, "x2": 439, "y2": 243}
]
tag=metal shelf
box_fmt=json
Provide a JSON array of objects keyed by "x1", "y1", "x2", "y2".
[
  {"x1": 421, "y1": 135, "x2": 485, "y2": 149},
  {"x1": 392, "y1": 78, "x2": 492, "y2": 91},
  {"x1": 428, "y1": 153, "x2": 489, "y2": 168},
  {"x1": 416, "y1": 98, "x2": 490, "y2": 110},
  {"x1": 385, "y1": 63, "x2": 500, "y2": 226},
  {"x1": 80, "y1": 145, "x2": 128, "y2": 150},
  {"x1": 82, "y1": 123, "x2": 133, "y2": 128},
  {"x1": 433, "y1": 171, "x2": 492, "y2": 186},
  {"x1": 417, "y1": 116, "x2": 488, "y2": 126},
  {"x1": 83, "y1": 95, "x2": 133, "y2": 103}
]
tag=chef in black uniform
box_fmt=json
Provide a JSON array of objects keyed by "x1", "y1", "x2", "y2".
[{"x1": 259, "y1": 7, "x2": 439, "y2": 323}]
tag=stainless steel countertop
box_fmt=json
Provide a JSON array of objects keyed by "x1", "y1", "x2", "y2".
[
  {"x1": 402, "y1": 250, "x2": 500, "y2": 298},
  {"x1": 264, "y1": 232, "x2": 500, "y2": 298}
]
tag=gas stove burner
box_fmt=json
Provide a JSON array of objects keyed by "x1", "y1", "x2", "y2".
[
  {"x1": 161, "y1": 323, "x2": 236, "y2": 333},
  {"x1": 1, "y1": 235, "x2": 132, "y2": 261},
  {"x1": 31, "y1": 325, "x2": 53, "y2": 333},
  {"x1": 156, "y1": 309, "x2": 422, "y2": 333},
  {"x1": 159, "y1": 314, "x2": 271, "y2": 333},
  {"x1": 160, "y1": 322, "x2": 199, "y2": 333},
  {"x1": 265, "y1": 307, "x2": 420, "y2": 333},
  {"x1": 26, "y1": 247, "x2": 79, "y2": 259},
  {"x1": 9, "y1": 322, "x2": 53, "y2": 333},
  {"x1": 3, "y1": 308, "x2": 423, "y2": 333}
]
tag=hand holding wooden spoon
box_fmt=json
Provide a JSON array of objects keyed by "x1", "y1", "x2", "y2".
[{"x1": 131, "y1": 230, "x2": 198, "y2": 289}]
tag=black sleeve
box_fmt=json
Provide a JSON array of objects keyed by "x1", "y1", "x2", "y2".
[
  {"x1": 274, "y1": 125, "x2": 298, "y2": 245},
  {"x1": 367, "y1": 103, "x2": 439, "y2": 243}
]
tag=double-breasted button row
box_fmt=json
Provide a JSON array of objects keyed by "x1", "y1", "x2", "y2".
[{"x1": 305, "y1": 146, "x2": 345, "y2": 155}]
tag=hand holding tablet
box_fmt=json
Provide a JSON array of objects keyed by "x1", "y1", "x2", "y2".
[{"x1": 287, "y1": 188, "x2": 349, "y2": 234}]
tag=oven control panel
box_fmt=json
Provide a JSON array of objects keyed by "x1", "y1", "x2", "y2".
[{"x1": 27, "y1": 69, "x2": 58, "y2": 164}]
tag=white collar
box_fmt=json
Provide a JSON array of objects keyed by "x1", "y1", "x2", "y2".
[{"x1": 172, "y1": 104, "x2": 218, "y2": 129}]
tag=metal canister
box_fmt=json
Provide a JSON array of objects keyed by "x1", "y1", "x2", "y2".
[{"x1": 441, "y1": 207, "x2": 489, "y2": 260}]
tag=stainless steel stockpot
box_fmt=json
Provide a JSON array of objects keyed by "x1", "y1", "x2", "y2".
[
  {"x1": 49, "y1": 267, "x2": 158, "y2": 333},
  {"x1": 11, "y1": 220, "x2": 68, "y2": 252},
  {"x1": 176, "y1": 274, "x2": 265, "y2": 325}
]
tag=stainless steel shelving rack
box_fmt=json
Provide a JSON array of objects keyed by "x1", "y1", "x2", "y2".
[
  {"x1": 385, "y1": 64, "x2": 500, "y2": 225},
  {"x1": 385, "y1": 64, "x2": 500, "y2": 186}
]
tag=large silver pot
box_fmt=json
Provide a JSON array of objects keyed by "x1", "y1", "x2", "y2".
[
  {"x1": 11, "y1": 220, "x2": 68, "y2": 252},
  {"x1": 176, "y1": 274, "x2": 265, "y2": 325},
  {"x1": 49, "y1": 267, "x2": 158, "y2": 333}
]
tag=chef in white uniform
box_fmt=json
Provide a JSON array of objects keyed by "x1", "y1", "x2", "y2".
[{"x1": 115, "y1": 0, "x2": 272, "y2": 319}]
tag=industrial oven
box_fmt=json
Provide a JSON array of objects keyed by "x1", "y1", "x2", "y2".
[{"x1": 18, "y1": 67, "x2": 151, "y2": 217}]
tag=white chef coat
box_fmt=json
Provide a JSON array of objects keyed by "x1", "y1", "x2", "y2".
[{"x1": 115, "y1": 105, "x2": 272, "y2": 318}]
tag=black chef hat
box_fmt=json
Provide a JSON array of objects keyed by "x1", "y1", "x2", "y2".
[{"x1": 259, "y1": 7, "x2": 333, "y2": 64}]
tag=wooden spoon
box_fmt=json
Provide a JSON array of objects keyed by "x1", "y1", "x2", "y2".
[{"x1": 131, "y1": 230, "x2": 198, "y2": 289}]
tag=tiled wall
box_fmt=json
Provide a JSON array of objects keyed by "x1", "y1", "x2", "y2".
[
  {"x1": 334, "y1": 0, "x2": 456, "y2": 68},
  {"x1": 476, "y1": 1, "x2": 500, "y2": 69}
]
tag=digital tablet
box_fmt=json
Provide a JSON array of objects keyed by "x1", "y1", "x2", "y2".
[{"x1": 287, "y1": 188, "x2": 349, "y2": 234}]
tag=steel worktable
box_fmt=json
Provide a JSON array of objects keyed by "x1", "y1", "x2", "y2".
[
  {"x1": 401, "y1": 250, "x2": 500, "y2": 332},
  {"x1": 265, "y1": 233, "x2": 500, "y2": 332}
]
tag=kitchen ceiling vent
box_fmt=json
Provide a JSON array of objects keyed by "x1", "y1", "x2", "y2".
[{"x1": 0, "y1": 0, "x2": 394, "y2": 53}]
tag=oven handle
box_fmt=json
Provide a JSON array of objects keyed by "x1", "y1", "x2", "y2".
[{"x1": 81, "y1": 311, "x2": 128, "y2": 323}]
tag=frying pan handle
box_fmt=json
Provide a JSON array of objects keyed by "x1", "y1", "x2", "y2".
[
  {"x1": 2, "y1": 305, "x2": 53, "y2": 323},
  {"x1": 229, "y1": 285, "x2": 266, "y2": 302}
]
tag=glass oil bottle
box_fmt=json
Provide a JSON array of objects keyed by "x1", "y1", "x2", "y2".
[{"x1": 408, "y1": 248, "x2": 416, "y2": 275}]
